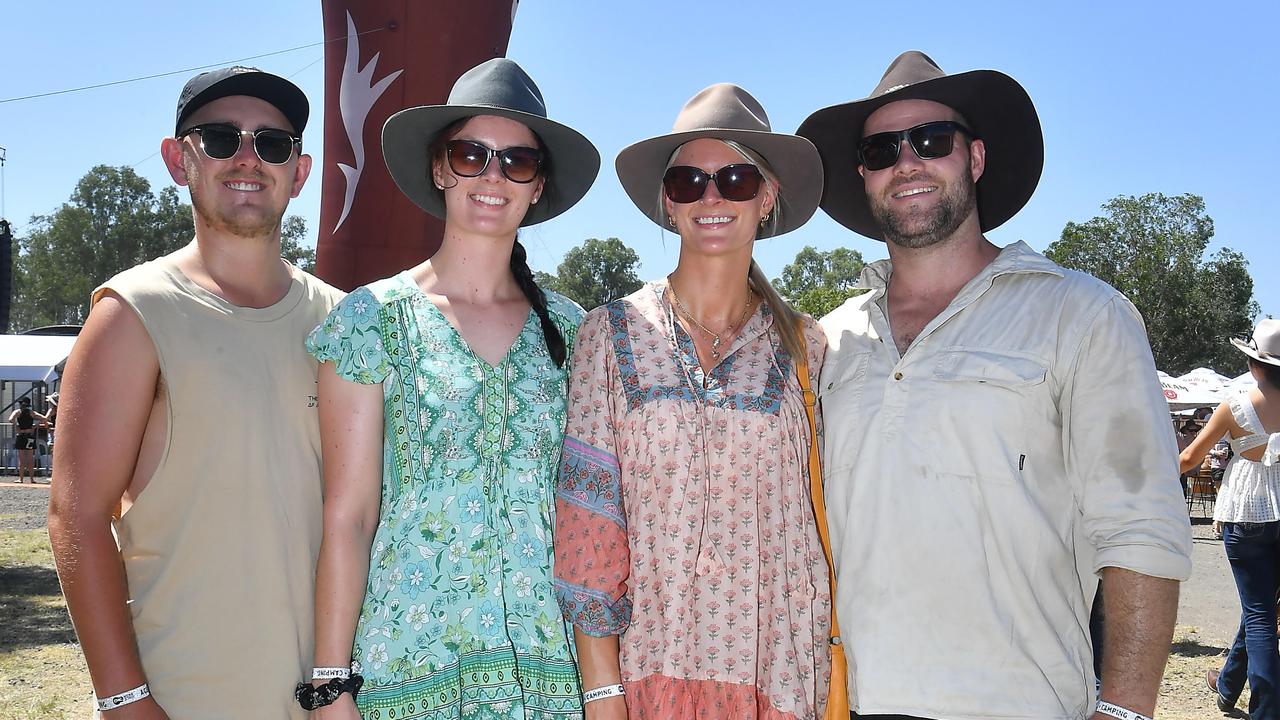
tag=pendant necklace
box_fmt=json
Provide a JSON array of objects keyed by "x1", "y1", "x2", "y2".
[{"x1": 667, "y1": 279, "x2": 755, "y2": 361}]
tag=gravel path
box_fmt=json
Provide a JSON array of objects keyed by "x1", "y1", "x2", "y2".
[
  {"x1": 0, "y1": 480, "x2": 52, "y2": 530},
  {"x1": 1180, "y1": 516, "x2": 1240, "y2": 646}
]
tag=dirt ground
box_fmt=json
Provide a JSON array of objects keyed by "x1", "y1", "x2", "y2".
[{"x1": 0, "y1": 482, "x2": 1255, "y2": 718}]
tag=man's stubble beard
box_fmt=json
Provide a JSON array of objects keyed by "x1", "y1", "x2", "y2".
[
  {"x1": 872, "y1": 164, "x2": 977, "y2": 250},
  {"x1": 186, "y1": 158, "x2": 284, "y2": 240}
]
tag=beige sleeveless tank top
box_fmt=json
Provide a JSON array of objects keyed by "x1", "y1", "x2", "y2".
[{"x1": 94, "y1": 253, "x2": 343, "y2": 718}]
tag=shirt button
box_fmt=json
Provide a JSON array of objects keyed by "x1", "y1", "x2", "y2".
[{"x1": 893, "y1": 372, "x2": 903, "y2": 380}]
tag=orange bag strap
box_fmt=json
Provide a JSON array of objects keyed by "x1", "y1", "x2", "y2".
[{"x1": 794, "y1": 348, "x2": 843, "y2": 645}]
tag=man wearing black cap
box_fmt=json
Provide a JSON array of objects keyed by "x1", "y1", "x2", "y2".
[
  {"x1": 48, "y1": 67, "x2": 343, "y2": 718},
  {"x1": 799, "y1": 52, "x2": 1192, "y2": 720}
]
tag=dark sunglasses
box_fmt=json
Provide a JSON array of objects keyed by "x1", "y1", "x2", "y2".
[
  {"x1": 662, "y1": 163, "x2": 764, "y2": 204},
  {"x1": 178, "y1": 123, "x2": 301, "y2": 165},
  {"x1": 857, "y1": 120, "x2": 975, "y2": 171},
  {"x1": 445, "y1": 139, "x2": 544, "y2": 183}
]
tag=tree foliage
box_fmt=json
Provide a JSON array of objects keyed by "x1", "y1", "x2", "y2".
[
  {"x1": 13, "y1": 166, "x2": 193, "y2": 329},
  {"x1": 12, "y1": 165, "x2": 317, "y2": 330},
  {"x1": 540, "y1": 237, "x2": 643, "y2": 310},
  {"x1": 1045, "y1": 192, "x2": 1258, "y2": 375},
  {"x1": 280, "y1": 215, "x2": 317, "y2": 274},
  {"x1": 774, "y1": 245, "x2": 867, "y2": 318}
]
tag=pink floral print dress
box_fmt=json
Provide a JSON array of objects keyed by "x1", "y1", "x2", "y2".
[{"x1": 553, "y1": 281, "x2": 831, "y2": 720}]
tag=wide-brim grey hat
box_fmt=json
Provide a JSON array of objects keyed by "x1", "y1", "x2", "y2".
[
  {"x1": 382, "y1": 57, "x2": 600, "y2": 226},
  {"x1": 615, "y1": 83, "x2": 823, "y2": 239},
  {"x1": 797, "y1": 50, "x2": 1043, "y2": 241},
  {"x1": 1233, "y1": 319, "x2": 1280, "y2": 367}
]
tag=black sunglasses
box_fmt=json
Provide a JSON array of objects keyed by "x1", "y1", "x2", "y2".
[
  {"x1": 445, "y1": 139, "x2": 544, "y2": 183},
  {"x1": 857, "y1": 120, "x2": 975, "y2": 171},
  {"x1": 178, "y1": 123, "x2": 301, "y2": 165},
  {"x1": 662, "y1": 163, "x2": 764, "y2": 204}
]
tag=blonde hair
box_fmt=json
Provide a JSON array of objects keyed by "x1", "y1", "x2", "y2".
[{"x1": 656, "y1": 139, "x2": 804, "y2": 361}]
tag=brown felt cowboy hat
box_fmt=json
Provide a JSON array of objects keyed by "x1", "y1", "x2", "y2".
[
  {"x1": 615, "y1": 83, "x2": 823, "y2": 238},
  {"x1": 1233, "y1": 319, "x2": 1280, "y2": 367},
  {"x1": 797, "y1": 50, "x2": 1043, "y2": 241},
  {"x1": 382, "y1": 57, "x2": 600, "y2": 226}
]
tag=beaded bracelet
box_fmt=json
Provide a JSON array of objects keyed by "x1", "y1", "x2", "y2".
[{"x1": 295, "y1": 674, "x2": 364, "y2": 710}]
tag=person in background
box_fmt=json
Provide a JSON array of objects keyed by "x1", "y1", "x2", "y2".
[
  {"x1": 1177, "y1": 418, "x2": 1203, "y2": 497},
  {"x1": 9, "y1": 397, "x2": 48, "y2": 484},
  {"x1": 43, "y1": 391, "x2": 58, "y2": 449},
  {"x1": 305, "y1": 58, "x2": 599, "y2": 719},
  {"x1": 47, "y1": 66, "x2": 343, "y2": 718},
  {"x1": 555, "y1": 83, "x2": 831, "y2": 719},
  {"x1": 1180, "y1": 319, "x2": 1280, "y2": 718}
]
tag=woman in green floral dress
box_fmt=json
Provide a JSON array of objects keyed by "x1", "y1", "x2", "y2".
[{"x1": 304, "y1": 59, "x2": 600, "y2": 720}]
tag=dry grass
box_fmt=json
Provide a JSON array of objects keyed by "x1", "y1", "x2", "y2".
[
  {"x1": 1158, "y1": 624, "x2": 1249, "y2": 719},
  {"x1": 0, "y1": 527, "x2": 1259, "y2": 719},
  {"x1": 0, "y1": 528, "x2": 91, "y2": 719}
]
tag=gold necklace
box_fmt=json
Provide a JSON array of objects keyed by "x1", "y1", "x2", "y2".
[{"x1": 667, "y1": 280, "x2": 755, "y2": 360}]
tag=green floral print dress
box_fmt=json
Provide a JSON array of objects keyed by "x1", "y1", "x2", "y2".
[{"x1": 307, "y1": 272, "x2": 584, "y2": 720}]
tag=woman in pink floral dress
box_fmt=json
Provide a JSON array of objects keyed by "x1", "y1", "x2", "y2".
[{"x1": 553, "y1": 84, "x2": 831, "y2": 720}]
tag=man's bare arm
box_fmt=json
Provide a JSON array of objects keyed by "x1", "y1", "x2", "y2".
[
  {"x1": 1093, "y1": 567, "x2": 1179, "y2": 719},
  {"x1": 48, "y1": 291, "x2": 169, "y2": 717}
]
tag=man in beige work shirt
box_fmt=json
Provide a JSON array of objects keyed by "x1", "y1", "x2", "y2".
[
  {"x1": 48, "y1": 67, "x2": 343, "y2": 718},
  {"x1": 797, "y1": 52, "x2": 1192, "y2": 720}
]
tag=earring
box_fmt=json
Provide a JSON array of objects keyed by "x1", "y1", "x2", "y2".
[
  {"x1": 760, "y1": 211, "x2": 771, "y2": 227},
  {"x1": 532, "y1": 196, "x2": 540, "y2": 205},
  {"x1": 668, "y1": 216, "x2": 676, "y2": 228}
]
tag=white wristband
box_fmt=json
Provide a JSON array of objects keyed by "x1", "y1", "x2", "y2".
[
  {"x1": 1096, "y1": 700, "x2": 1152, "y2": 720},
  {"x1": 582, "y1": 683, "x2": 625, "y2": 704},
  {"x1": 95, "y1": 682, "x2": 150, "y2": 711},
  {"x1": 312, "y1": 667, "x2": 351, "y2": 680}
]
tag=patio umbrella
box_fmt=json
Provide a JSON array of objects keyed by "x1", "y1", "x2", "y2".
[{"x1": 1159, "y1": 375, "x2": 1224, "y2": 410}]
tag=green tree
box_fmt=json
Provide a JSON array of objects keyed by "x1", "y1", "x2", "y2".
[
  {"x1": 13, "y1": 166, "x2": 193, "y2": 329},
  {"x1": 542, "y1": 237, "x2": 643, "y2": 310},
  {"x1": 1045, "y1": 192, "x2": 1258, "y2": 375},
  {"x1": 280, "y1": 215, "x2": 317, "y2": 273},
  {"x1": 12, "y1": 165, "x2": 316, "y2": 330},
  {"x1": 774, "y1": 245, "x2": 866, "y2": 318}
]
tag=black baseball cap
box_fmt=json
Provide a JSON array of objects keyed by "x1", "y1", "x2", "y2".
[{"x1": 174, "y1": 66, "x2": 309, "y2": 136}]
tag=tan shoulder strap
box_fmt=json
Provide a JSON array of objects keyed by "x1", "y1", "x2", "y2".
[{"x1": 794, "y1": 345, "x2": 842, "y2": 642}]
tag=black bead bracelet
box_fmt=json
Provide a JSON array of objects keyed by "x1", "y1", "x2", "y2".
[{"x1": 294, "y1": 674, "x2": 364, "y2": 710}]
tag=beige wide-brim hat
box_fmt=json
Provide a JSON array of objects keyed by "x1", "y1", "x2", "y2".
[
  {"x1": 797, "y1": 50, "x2": 1043, "y2": 241},
  {"x1": 615, "y1": 83, "x2": 823, "y2": 239},
  {"x1": 1232, "y1": 318, "x2": 1280, "y2": 367},
  {"x1": 381, "y1": 57, "x2": 601, "y2": 226}
]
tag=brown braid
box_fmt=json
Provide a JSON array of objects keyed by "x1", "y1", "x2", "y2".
[{"x1": 510, "y1": 238, "x2": 566, "y2": 367}]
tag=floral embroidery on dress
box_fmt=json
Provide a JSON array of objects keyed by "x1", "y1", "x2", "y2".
[{"x1": 307, "y1": 273, "x2": 584, "y2": 720}]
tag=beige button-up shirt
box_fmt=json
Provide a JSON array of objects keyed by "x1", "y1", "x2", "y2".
[{"x1": 820, "y1": 241, "x2": 1191, "y2": 720}]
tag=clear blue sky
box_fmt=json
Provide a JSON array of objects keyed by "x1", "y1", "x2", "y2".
[{"x1": 2, "y1": 1, "x2": 1276, "y2": 324}]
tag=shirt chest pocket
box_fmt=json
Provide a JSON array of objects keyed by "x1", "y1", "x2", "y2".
[
  {"x1": 818, "y1": 350, "x2": 872, "y2": 475},
  {"x1": 928, "y1": 347, "x2": 1049, "y2": 483}
]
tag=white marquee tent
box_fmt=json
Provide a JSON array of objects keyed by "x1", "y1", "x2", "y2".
[{"x1": 0, "y1": 334, "x2": 78, "y2": 383}]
